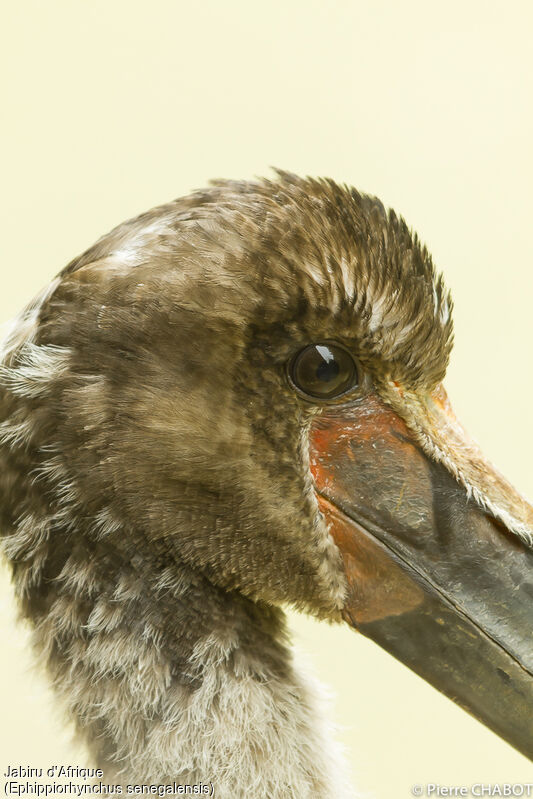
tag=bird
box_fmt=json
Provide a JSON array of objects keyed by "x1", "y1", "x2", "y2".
[{"x1": 1, "y1": 172, "x2": 532, "y2": 799}]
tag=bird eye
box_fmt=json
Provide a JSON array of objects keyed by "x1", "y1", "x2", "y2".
[{"x1": 289, "y1": 343, "x2": 359, "y2": 400}]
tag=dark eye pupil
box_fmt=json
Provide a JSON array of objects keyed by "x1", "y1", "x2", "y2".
[
  {"x1": 291, "y1": 343, "x2": 358, "y2": 400},
  {"x1": 316, "y1": 359, "x2": 339, "y2": 382}
]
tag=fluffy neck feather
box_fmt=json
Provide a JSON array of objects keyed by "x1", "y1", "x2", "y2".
[
  {"x1": 0, "y1": 333, "x2": 352, "y2": 795},
  {"x1": 21, "y1": 531, "x2": 352, "y2": 797}
]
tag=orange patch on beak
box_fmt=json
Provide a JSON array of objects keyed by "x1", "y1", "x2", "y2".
[
  {"x1": 316, "y1": 493, "x2": 424, "y2": 624},
  {"x1": 308, "y1": 390, "x2": 533, "y2": 760}
]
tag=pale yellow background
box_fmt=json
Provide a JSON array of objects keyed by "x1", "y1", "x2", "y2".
[{"x1": 1, "y1": 2, "x2": 533, "y2": 796}]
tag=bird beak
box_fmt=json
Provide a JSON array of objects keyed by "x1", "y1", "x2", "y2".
[{"x1": 309, "y1": 386, "x2": 533, "y2": 760}]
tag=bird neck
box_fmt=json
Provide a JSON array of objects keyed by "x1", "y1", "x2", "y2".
[
  {"x1": 22, "y1": 535, "x2": 352, "y2": 798},
  {"x1": 0, "y1": 337, "x2": 353, "y2": 799}
]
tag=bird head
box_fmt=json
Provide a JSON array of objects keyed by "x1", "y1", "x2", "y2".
[{"x1": 1, "y1": 172, "x2": 532, "y2": 758}]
